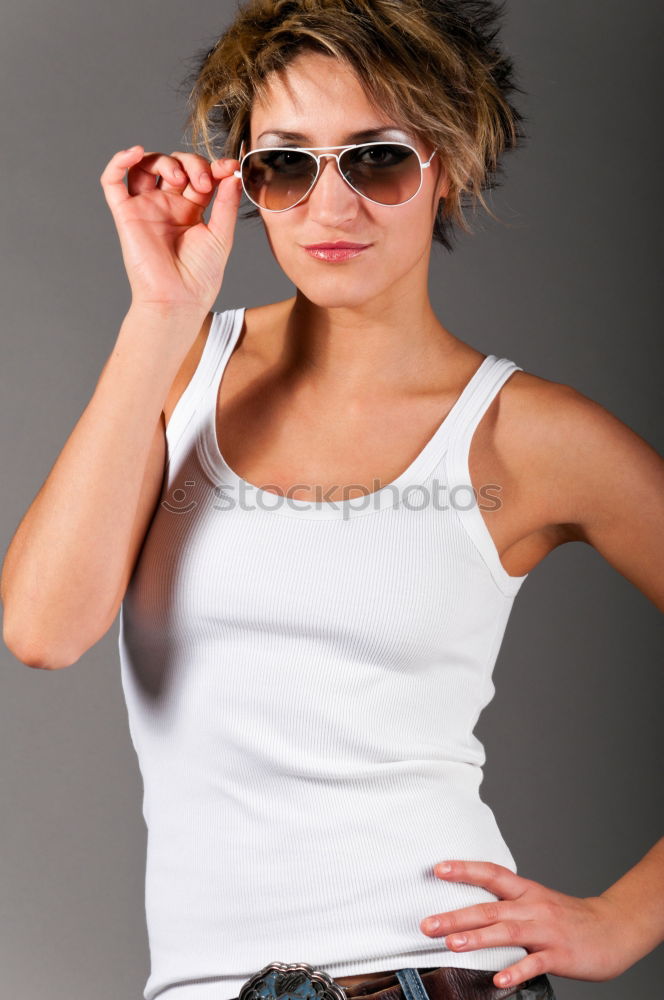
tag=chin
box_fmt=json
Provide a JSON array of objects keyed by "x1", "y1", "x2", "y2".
[{"x1": 298, "y1": 283, "x2": 382, "y2": 310}]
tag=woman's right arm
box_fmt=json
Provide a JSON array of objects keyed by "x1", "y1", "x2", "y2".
[
  {"x1": 1, "y1": 143, "x2": 242, "y2": 668},
  {"x1": 0, "y1": 304, "x2": 209, "y2": 669}
]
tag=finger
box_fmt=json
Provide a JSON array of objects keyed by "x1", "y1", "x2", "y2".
[
  {"x1": 433, "y1": 860, "x2": 529, "y2": 901},
  {"x1": 441, "y1": 917, "x2": 530, "y2": 953},
  {"x1": 127, "y1": 151, "x2": 190, "y2": 197},
  {"x1": 99, "y1": 145, "x2": 145, "y2": 212},
  {"x1": 420, "y1": 899, "x2": 508, "y2": 937},
  {"x1": 167, "y1": 150, "x2": 215, "y2": 195},
  {"x1": 141, "y1": 151, "x2": 217, "y2": 205},
  {"x1": 491, "y1": 952, "x2": 553, "y2": 991},
  {"x1": 206, "y1": 159, "x2": 243, "y2": 252},
  {"x1": 149, "y1": 150, "x2": 216, "y2": 199}
]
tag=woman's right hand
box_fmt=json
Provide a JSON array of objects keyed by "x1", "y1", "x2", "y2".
[{"x1": 99, "y1": 145, "x2": 243, "y2": 313}]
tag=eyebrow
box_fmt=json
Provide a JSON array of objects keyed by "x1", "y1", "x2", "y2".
[{"x1": 255, "y1": 126, "x2": 408, "y2": 144}]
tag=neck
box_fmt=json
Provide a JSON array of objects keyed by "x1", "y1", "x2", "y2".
[{"x1": 267, "y1": 290, "x2": 461, "y2": 396}]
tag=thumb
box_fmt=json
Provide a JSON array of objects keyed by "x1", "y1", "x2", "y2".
[{"x1": 206, "y1": 171, "x2": 243, "y2": 257}]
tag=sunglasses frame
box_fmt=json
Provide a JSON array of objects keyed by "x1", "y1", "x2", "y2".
[{"x1": 232, "y1": 139, "x2": 437, "y2": 212}]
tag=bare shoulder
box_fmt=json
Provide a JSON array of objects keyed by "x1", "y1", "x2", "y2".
[
  {"x1": 496, "y1": 364, "x2": 664, "y2": 543},
  {"x1": 500, "y1": 364, "x2": 626, "y2": 428}
]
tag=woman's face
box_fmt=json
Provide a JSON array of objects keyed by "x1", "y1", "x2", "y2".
[{"x1": 248, "y1": 50, "x2": 449, "y2": 309}]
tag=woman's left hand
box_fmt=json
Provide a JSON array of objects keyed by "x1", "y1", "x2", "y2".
[{"x1": 419, "y1": 860, "x2": 640, "y2": 990}]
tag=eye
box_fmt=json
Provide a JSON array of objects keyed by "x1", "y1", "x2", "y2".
[
  {"x1": 259, "y1": 149, "x2": 311, "y2": 172},
  {"x1": 351, "y1": 143, "x2": 411, "y2": 167}
]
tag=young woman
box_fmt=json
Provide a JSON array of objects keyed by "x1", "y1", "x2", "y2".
[{"x1": 2, "y1": 2, "x2": 662, "y2": 999}]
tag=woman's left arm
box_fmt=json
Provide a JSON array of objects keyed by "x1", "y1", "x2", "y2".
[
  {"x1": 420, "y1": 384, "x2": 664, "y2": 988},
  {"x1": 533, "y1": 382, "x2": 664, "y2": 613}
]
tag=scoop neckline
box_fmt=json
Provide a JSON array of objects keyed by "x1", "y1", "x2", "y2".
[{"x1": 196, "y1": 306, "x2": 497, "y2": 520}]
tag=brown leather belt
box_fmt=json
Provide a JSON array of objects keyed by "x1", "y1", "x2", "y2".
[
  {"x1": 340, "y1": 965, "x2": 555, "y2": 1000},
  {"x1": 231, "y1": 961, "x2": 556, "y2": 1000}
]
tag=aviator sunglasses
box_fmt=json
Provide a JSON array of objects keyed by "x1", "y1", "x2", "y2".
[{"x1": 232, "y1": 139, "x2": 438, "y2": 212}]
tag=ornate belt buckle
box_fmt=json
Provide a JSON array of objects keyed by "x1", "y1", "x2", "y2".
[{"x1": 238, "y1": 961, "x2": 348, "y2": 1000}]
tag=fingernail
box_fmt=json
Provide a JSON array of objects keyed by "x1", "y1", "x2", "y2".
[
  {"x1": 436, "y1": 863, "x2": 452, "y2": 874},
  {"x1": 424, "y1": 918, "x2": 440, "y2": 931}
]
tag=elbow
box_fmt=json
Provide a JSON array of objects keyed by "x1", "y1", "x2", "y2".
[{"x1": 2, "y1": 616, "x2": 78, "y2": 670}]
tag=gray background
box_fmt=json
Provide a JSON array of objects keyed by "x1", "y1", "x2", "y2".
[{"x1": 1, "y1": 1, "x2": 662, "y2": 997}]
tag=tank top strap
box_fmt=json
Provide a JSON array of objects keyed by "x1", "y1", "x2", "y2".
[
  {"x1": 446, "y1": 355, "x2": 524, "y2": 447},
  {"x1": 164, "y1": 307, "x2": 244, "y2": 469},
  {"x1": 443, "y1": 355, "x2": 528, "y2": 597}
]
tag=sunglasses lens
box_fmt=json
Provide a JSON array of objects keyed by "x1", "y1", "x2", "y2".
[
  {"x1": 241, "y1": 149, "x2": 317, "y2": 211},
  {"x1": 341, "y1": 143, "x2": 422, "y2": 206}
]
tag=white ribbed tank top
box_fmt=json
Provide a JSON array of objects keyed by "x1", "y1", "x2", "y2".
[{"x1": 118, "y1": 306, "x2": 530, "y2": 1000}]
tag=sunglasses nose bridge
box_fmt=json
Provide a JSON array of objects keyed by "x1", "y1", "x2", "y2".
[{"x1": 309, "y1": 151, "x2": 356, "y2": 198}]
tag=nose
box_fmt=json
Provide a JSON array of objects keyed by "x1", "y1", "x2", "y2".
[{"x1": 307, "y1": 153, "x2": 356, "y2": 204}]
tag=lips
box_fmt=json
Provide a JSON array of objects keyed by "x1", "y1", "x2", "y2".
[{"x1": 302, "y1": 240, "x2": 372, "y2": 262}]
